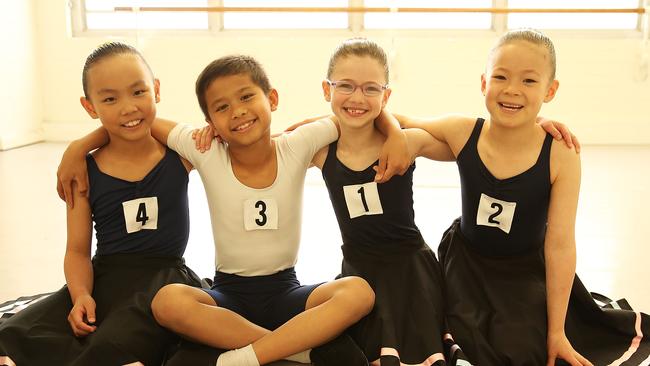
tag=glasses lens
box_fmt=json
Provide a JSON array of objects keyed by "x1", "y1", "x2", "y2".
[
  {"x1": 362, "y1": 83, "x2": 383, "y2": 96},
  {"x1": 334, "y1": 81, "x2": 355, "y2": 94}
]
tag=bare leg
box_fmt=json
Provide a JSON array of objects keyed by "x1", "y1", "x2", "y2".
[
  {"x1": 251, "y1": 276, "x2": 374, "y2": 364},
  {"x1": 151, "y1": 284, "x2": 271, "y2": 349}
]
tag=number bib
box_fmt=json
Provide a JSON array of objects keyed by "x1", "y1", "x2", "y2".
[
  {"x1": 122, "y1": 197, "x2": 158, "y2": 233},
  {"x1": 343, "y1": 182, "x2": 383, "y2": 219},
  {"x1": 244, "y1": 198, "x2": 278, "y2": 231},
  {"x1": 476, "y1": 193, "x2": 516, "y2": 234}
]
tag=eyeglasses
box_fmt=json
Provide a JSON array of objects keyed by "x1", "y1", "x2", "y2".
[{"x1": 327, "y1": 80, "x2": 388, "y2": 97}]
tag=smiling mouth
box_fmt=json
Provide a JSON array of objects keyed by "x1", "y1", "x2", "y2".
[
  {"x1": 498, "y1": 102, "x2": 523, "y2": 111},
  {"x1": 122, "y1": 119, "x2": 143, "y2": 128},
  {"x1": 232, "y1": 119, "x2": 256, "y2": 132},
  {"x1": 343, "y1": 107, "x2": 368, "y2": 116}
]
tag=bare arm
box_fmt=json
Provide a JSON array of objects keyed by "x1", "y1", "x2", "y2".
[
  {"x1": 544, "y1": 144, "x2": 592, "y2": 366},
  {"x1": 64, "y1": 183, "x2": 96, "y2": 337},
  {"x1": 373, "y1": 110, "x2": 411, "y2": 183},
  {"x1": 403, "y1": 128, "x2": 455, "y2": 162},
  {"x1": 57, "y1": 128, "x2": 110, "y2": 207}
]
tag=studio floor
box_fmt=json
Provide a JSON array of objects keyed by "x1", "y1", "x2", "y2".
[{"x1": 1, "y1": 142, "x2": 649, "y2": 312}]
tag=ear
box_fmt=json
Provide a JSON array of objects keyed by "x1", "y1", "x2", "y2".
[
  {"x1": 543, "y1": 79, "x2": 559, "y2": 103},
  {"x1": 268, "y1": 88, "x2": 279, "y2": 112},
  {"x1": 381, "y1": 88, "x2": 392, "y2": 109},
  {"x1": 322, "y1": 80, "x2": 332, "y2": 102},
  {"x1": 154, "y1": 78, "x2": 161, "y2": 103},
  {"x1": 480, "y1": 73, "x2": 487, "y2": 96},
  {"x1": 204, "y1": 117, "x2": 218, "y2": 131},
  {"x1": 80, "y1": 97, "x2": 99, "y2": 119}
]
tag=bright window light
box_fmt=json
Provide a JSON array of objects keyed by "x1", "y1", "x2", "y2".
[
  {"x1": 508, "y1": 0, "x2": 639, "y2": 30},
  {"x1": 222, "y1": 0, "x2": 348, "y2": 29},
  {"x1": 364, "y1": 0, "x2": 492, "y2": 30},
  {"x1": 84, "y1": 0, "x2": 209, "y2": 30}
]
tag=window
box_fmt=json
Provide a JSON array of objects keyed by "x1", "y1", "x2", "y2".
[
  {"x1": 71, "y1": 0, "x2": 644, "y2": 34},
  {"x1": 364, "y1": 0, "x2": 492, "y2": 30},
  {"x1": 507, "y1": 0, "x2": 640, "y2": 30},
  {"x1": 222, "y1": 0, "x2": 348, "y2": 30},
  {"x1": 82, "y1": 0, "x2": 209, "y2": 30}
]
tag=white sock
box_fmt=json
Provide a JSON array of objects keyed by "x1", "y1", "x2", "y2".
[
  {"x1": 284, "y1": 349, "x2": 312, "y2": 363},
  {"x1": 215, "y1": 344, "x2": 260, "y2": 366}
]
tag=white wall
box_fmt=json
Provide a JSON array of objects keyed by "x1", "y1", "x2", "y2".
[
  {"x1": 0, "y1": 0, "x2": 43, "y2": 150},
  {"x1": 26, "y1": 1, "x2": 650, "y2": 144}
]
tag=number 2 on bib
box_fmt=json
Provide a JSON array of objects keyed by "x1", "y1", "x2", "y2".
[{"x1": 476, "y1": 193, "x2": 516, "y2": 234}]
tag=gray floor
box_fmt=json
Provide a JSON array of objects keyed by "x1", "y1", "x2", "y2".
[{"x1": 1, "y1": 142, "x2": 650, "y2": 364}]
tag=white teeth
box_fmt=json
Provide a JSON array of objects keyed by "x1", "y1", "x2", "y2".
[
  {"x1": 234, "y1": 120, "x2": 254, "y2": 131},
  {"x1": 500, "y1": 102, "x2": 523, "y2": 109},
  {"x1": 345, "y1": 108, "x2": 367, "y2": 115},
  {"x1": 123, "y1": 119, "x2": 142, "y2": 127}
]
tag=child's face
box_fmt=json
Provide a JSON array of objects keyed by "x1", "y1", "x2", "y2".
[
  {"x1": 81, "y1": 54, "x2": 160, "y2": 142},
  {"x1": 481, "y1": 40, "x2": 558, "y2": 127},
  {"x1": 323, "y1": 55, "x2": 390, "y2": 129},
  {"x1": 203, "y1": 73, "x2": 278, "y2": 148}
]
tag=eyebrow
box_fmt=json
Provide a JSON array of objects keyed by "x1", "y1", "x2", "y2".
[
  {"x1": 96, "y1": 80, "x2": 147, "y2": 94},
  {"x1": 208, "y1": 86, "x2": 254, "y2": 107}
]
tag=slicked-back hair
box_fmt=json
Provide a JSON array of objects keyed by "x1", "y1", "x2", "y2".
[
  {"x1": 490, "y1": 28, "x2": 557, "y2": 80},
  {"x1": 195, "y1": 55, "x2": 272, "y2": 120},
  {"x1": 327, "y1": 37, "x2": 389, "y2": 82},
  {"x1": 82, "y1": 42, "x2": 153, "y2": 98}
]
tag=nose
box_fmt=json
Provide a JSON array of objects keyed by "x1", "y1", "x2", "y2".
[
  {"x1": 232, "y1": 104, "x2": 248, "y2": 119},
  {"x1": 503, "y1": 81, "x2": 521, "y2": 96},
  {"x1": 349, "y1": 85, "x2": 365, "y2": 100},
  {"x1": 120, "y1": 99, "x2": 138, "y2": 115}
]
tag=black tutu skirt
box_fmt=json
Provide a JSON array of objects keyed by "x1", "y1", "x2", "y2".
[
  {"x1": 339, "y1": 236, "x2": 447, "y2": 366},
  {"x1": 438, "y1": 218, "x2": 650, "y2": 366},
  {"x1": 0, "y1": 254, "x2": 202, "y2": 366}
]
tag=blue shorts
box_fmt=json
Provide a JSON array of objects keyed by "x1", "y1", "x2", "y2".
[{"x1": 203, "y1": 267, "x2": 321, "y2": 330}]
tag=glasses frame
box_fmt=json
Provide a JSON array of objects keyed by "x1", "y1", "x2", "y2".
[{"x1": 326, "y1": 79, "x2": 389, "y2": 97}]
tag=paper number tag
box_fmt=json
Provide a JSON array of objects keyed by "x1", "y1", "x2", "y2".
[
  {"x1": 122, "y1": 197, "x2": 158, "y2": 234},
  {"x1": 244, "y1": 198, "x2": 278, "y2": 231},
  {"x1": 343, "y1": 182, "x2": 383, "y2": 219},
  {"x1": 476, "y1": 193, "x2": 516, "y2": 234}
]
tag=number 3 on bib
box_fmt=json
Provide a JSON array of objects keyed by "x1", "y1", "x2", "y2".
[
  {"x1": 476, "y1": 193, "x2": 516, "y2": 234},
  {"x1": 343, "y1": 182, "x2": 383, "y2": 219},
  {"x1": 244, "y1": 198, "x2": 278, "y2": 231}
]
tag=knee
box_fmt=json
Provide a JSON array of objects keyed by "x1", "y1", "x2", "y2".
[
  {"x1": 337, "y1": 277, "x2": 375, "y2": 319},
  {"x1": 151, "y1": 284, "x2": 191, "y2": 328}
]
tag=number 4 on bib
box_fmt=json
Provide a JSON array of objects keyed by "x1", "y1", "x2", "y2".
[{"x1": 122, "y1": 197, "x2": 158, "y2": 233}]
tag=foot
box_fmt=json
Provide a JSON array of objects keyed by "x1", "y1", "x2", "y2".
[{"x1": 310, "y1": 334, "x2": 368, "y2": 366}]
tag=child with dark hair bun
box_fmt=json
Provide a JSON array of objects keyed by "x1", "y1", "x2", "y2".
[{"x1": 0, "y1": 42, "x2": 202, "y2": 366}]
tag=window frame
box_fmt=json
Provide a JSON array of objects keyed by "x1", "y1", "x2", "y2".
[{"x1": 68, "y1": 0, "x2": 646, "y2": 38}]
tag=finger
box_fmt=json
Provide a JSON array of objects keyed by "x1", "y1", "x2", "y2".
[
  {"x1": 85, "y1": 304, "x2": 96, "y2": 324},
  {"x1": 69, "y1": 311, "x2": 94, "y2": 335},
  {"x1": 381, "y1": 163, "x2": 397, "y2": 183},
  {"x1": 575, "y1": 352, "x2": 593, "y2": 366},
  {"x1": 57, "y1": 179, "x2": 65, "y2": 201},
  {"x1": 63, "y1": 181, "x2": 74, "y2": 208},
  {"x1": 571, "y1": 133, "x2": 581, "y2": 153},
  {"x1": 546, "y1": 355, "x2": 556, "y2": 366},
  {"x1": 79, "y1": 174, "x2": 89, "y2": 198},
  {"x1": 373, "y1": 160, "x2": 387, "y2": 182}
]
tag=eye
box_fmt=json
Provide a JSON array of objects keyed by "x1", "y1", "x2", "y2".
[
  {"x1": 102, "y1": 97, "x2": 116, "y2": 103},
  {"x1": 134, "y1": 89, "x2": 148, "y2": 96},
  {"x1": 336, "y1": 81, "x2": 355, "y2": 93},
  {"x1": 241, "y1": 93, "x2": 255, "y2": 101},
  {"x1": 523, "y1": 78, "x2": 537, "y2": 84},
  {"x1": 492, "y1": 75, "x2": 506, "y2": 80},
  {"x1": 215, "y1": 104, "x2": 229, "y2": 112},
  {"x1": 363, "y1": 83, "x2": 383, "y2": 96}
]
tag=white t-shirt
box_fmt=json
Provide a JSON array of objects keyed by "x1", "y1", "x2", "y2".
[{"x1": 167, "y1": 118, "x2": 338, "y2": 276}]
